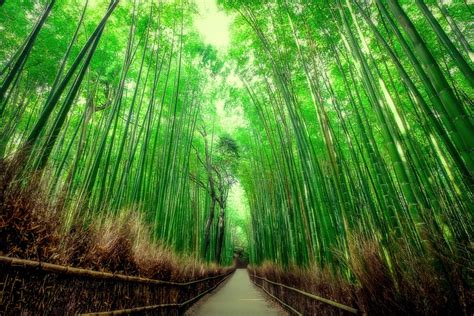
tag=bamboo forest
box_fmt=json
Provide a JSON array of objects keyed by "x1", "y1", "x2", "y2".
[{"x1": 0, "y1": 0, "x2": 473, "y2": 315}]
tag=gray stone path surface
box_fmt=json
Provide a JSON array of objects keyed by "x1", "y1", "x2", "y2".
[{"x1": 186, "y1": 269, "x2": 288, "y2": 316}]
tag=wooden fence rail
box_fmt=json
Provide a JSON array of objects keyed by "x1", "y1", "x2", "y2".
[
  {"x1": 0, "y1": 256, "x2": 234, "y2": 315},
  {"x1": 81, "y1": 272, "x2": 232, "y2": 316},
  {"x1": 249, "y1": 273, "x2": 359, "y2": 315}
]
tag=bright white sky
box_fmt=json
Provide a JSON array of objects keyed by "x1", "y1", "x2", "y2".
[{"x1": 194, "y1": 0, "x2": 233, "y2": 51}]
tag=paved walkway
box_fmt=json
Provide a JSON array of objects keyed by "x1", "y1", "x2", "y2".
[{"x1": 187, "y1": 269, "x2": 287, "y2": 316}]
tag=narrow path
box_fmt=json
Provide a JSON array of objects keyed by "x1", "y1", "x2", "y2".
[{"x1": 187, "y1": 269, "x2": 287, "y2": 316}]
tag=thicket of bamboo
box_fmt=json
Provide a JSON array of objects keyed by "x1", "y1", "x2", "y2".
[
  {"x1": 219, "y1": 0, "x2": 473, "y2": 314},
  {"x1": 1, "y1": 0, "x2": 237, "y2": 266},
  {"x1": 1, "y1": 0, "x2": 473, "y2": 314}
]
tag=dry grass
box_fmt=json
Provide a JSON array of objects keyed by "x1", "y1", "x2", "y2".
[
  {"x1": 0, "y1": 159, "x2": 61, "y2": 262},
  {"x1": 0, "y1": 159, "x2": 230, "y2": 280},
  {"x1": 2, "y1": 158, "x2": 471, "y2": 314},
  {"x1": 249, "y1": 262, "x2": 355, "y2": 315},
  {"x1": 348, "y1": 232, "x2": 473, "y2": 315},
  {"x1": 250, "y1": 235, "x2": 473, "y2": 315},
  {"x1": 0, "y1": 158, "x2": 235, "y2": 314}
]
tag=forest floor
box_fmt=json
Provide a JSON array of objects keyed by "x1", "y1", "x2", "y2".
[{"x1": 186, "y1": 269, "x2": 287, "y2": 316}]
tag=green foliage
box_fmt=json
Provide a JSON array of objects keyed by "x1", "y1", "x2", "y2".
[
  {"x1": 224, "y1": 0, "x2": 473, "y2": 285},
  {"x1": 1, "y1": 0, "x2": 472, "y2": 286},
  {"x1": 0, "y1": 0, "x2": 238, "y2": 265}
]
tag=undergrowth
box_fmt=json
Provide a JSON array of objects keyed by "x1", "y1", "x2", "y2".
[
  {"x1": 0, "y1": 160, "x2": 230, "y2": 281},
  {"x1": 250, "y1": 236, "x2": 473, "y2": 315}
]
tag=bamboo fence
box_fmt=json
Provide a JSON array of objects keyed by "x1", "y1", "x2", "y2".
[
  {"x1": 0, "y1": 256, "x2": 233, "y2": 315},
  {"x1": 249, "y1": 272, "x2": 359, "y2": 315}
]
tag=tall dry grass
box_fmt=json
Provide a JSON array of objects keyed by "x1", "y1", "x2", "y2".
[
  {"x1": 0, "y1": 159, "x2": 231, "y2": 281},
  {"x1": 250, "y1": 235, "x2": 473, "y2": 315}
]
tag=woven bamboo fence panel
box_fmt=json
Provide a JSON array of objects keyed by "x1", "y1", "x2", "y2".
[
  {"x1": 249, "y1": 272, "x2": 359, "y2": 315},
  {"x1": 0, "y1": 256, "x2": 233, "y2": 315}
]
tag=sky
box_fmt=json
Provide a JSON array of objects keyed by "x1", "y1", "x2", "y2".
[
  {"x1": 193, "y1": 1, "x2": 246, "y2": 135},
  {"x1": 194, "y1": 0, "x2": 233, "y2": 51}
]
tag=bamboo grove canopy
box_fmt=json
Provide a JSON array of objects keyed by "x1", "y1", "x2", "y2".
[{"x1": 1, "y1": 0, "x2": 473, "y2": 279}]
